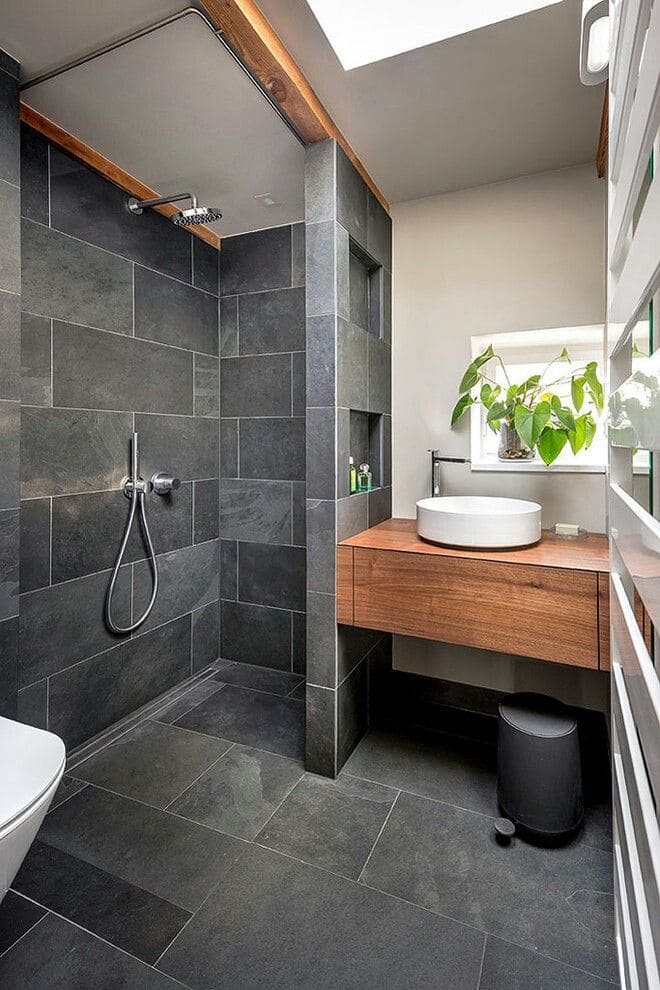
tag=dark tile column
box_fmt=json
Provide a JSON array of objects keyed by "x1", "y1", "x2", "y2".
[
  {"x1": 305, "y1": 140, "x2": 392, "y2": 776},
  {"x1": 218, "y1": 224, "x2": 306, "y2": 675},
  {"x1": 0, "y1": 49, "x2": 20, "y2": 718}
]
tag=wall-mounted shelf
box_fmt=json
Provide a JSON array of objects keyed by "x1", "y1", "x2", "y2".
[{"x1": 337, "y1": 519, "x2": 611, "y2": 671}]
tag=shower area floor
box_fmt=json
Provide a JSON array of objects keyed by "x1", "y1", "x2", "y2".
[{"x1": 0, "y1": 661, "x2": 616, "y2": 989}]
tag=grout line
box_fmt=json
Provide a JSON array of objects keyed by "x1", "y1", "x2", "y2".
[
  {"x1": 0, "y1": 910, "x2": 49, "y2": 962},
  {"x1": 131, "y1": 263, "x2": 135, "y2": 336},
  {"x1": 250, "y1": 768, "x2": 305, "y2": 837},
  {"x1": 21, "y1": 478, "x2": 213, "y2": 503},
  {"x1": 476, "y1": 936, "x2": 488, "y2": 990},
  {"x1": 21, "y1": 402, "x2": 218, "y2": 420},
  {"x1": 48, "y1": 780, "x2": 88, "y2": 813},
  {"x1": 48, "y1": 495, "x2": 53, "y2": 586},
  {"x1": 47, "y1": 144, "x2": 51, "y2": 227},
  {"x1": 340, "y1": 769, "x2": 499, "y2": 822},
  {"x1": 162, "y1": 743, "x2": 236, "y2": 811},
  {"x1": 49, "y1": 318, "x2": 53, "y2": 407},
  {"x1": 221, "y1": 348, "x2": 305, "y2": 359},
  {"x1": 192, "y1": 352, "x2": 196, "y2": 417},
  {"x1": 189, "y1": 610, "x2": 194, "y2": 676},
  {"x1": 356, "y1": 790, "x2": 400, "y2": 882}
]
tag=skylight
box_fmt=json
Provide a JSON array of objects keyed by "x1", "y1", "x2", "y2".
[{"x1": 305, "y1": 0, "x2": 564, "y2": 70}]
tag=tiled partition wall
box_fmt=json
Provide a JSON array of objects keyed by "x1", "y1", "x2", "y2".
[
  {"x1": 18, "y1": 126, "x2": 220, "y2": 750},
  {"x1": 305, "y1": 139, "x2": 393, "y2": 776},
  {"x1": 0, "y1": 50, "x2": 20, "y2": 719},
  {"x1": 219, "y1": 225, "x2": 306, "y2": 674}
]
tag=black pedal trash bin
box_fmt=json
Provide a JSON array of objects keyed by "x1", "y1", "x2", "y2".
[{"x1": 497, "y1": 692, "x2": 583, "y2": 843}]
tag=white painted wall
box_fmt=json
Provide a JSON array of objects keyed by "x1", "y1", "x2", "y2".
[{"x1": 391, "y1": 164, "x2": 610, "y2": 709}]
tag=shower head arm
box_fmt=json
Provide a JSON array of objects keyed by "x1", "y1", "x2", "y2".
[{"x1": 127, "y1": 192, "x2": 197, "y2": 215}]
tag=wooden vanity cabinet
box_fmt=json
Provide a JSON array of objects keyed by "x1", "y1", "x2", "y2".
[{"x1": 338, "y1": 520, "x2": 611, "y2": 671}]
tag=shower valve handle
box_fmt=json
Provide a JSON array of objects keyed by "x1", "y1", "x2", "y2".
[
  {"x1": 122, "y1": 477, "x2": 152, "y2": 498},
  {"x1": 151, "y1": 472, "x2": 181, "y2": 496}
]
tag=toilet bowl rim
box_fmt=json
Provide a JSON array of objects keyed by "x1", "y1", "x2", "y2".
[{"x1": 0, "y1": 756, "x2": 65, "y2": 837}]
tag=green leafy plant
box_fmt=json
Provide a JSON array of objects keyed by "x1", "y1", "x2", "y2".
[{"x1": 451, "y1": 345, "x2": 605, "y2": 465}]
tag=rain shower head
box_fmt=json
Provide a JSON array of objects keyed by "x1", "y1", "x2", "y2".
[
  {"x1": 172, "y1": 204, "x2": 223, "y2": 226},
  {"x1": 127, "y1": 193, "x2": 222, "y2": 226}
]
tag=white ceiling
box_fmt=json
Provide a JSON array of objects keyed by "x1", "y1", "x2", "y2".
[
  {"x1": 0, "y1": 1, "x2": 305, "y2": 236},
  {"x1": 256, "y1": 0, "x2": 605, "y2": 203}
]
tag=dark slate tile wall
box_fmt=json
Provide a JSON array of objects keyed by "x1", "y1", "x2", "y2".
[
  {"x1": 305, "y1": 140, "x2": 392, "y2": 777},
  {"x1": 0, "y1": 50, "x2": 20, "y2": 719},
  {"x1": 17, "y1": 125, "x2": 220, "y2": 748},
  {"x1": 219, "y1": 224, "x2": 306, "y2": 675}
]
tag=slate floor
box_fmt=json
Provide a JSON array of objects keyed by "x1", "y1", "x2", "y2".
[{"x1": 0, "y1": 660, "x2": 617, "y2": 989}]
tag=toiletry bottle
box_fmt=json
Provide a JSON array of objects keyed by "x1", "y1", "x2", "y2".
[
  {"x1": 357, "y1": 463, "x2": 372, "y2": 492},
  {"x1": 349, "y1": 456, "x2": 357, "y2": 494}
]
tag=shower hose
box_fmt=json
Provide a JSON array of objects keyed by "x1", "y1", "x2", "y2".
[{"x1": 105, "y1": 431, "x2": 159, "y2": 634}]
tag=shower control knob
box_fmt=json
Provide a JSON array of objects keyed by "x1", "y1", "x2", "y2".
[{"x1": 151, "y1": 472, "x2": 181, "y2": 496}]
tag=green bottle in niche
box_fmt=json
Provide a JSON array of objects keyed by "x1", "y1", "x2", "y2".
[
  {"x1": 349, "y1": 456, "x2": 358, "y2": 494},
  {"x1": 357, "y1": 463, "x2": 372, "y2": 492}
]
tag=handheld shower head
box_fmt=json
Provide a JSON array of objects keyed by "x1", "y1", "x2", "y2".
[{"x1": 127, "y1": 193, "x2": 221, "y2": 227}]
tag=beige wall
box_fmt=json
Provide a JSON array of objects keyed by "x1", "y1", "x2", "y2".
[{"x1": 390, "y1": 164, "x2": 610, "y2": 709}]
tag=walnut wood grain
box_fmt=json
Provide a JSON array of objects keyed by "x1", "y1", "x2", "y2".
[
  {"x1": 340, "y1": 518, "x2": 610, "y2": 572},
  {"x1": 199, "y1": 0, "x2": 389, "y2": 210},
  {"x1": 598, "y1": 572, "x2": 611, "y2": 670},
  {"x1": 336, "y1": 546, "x2": 354, "y2": 625},
  {"x1": 352, "y1": 548, "x2": 599, "y2": 668},
  {"x1": 20, "y1": 104, "x2": 220, "y2": 249}
]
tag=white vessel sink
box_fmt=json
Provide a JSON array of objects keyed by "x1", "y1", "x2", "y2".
[{"x1": 416, "y1": 496, "x2": 542, "y2": 549}]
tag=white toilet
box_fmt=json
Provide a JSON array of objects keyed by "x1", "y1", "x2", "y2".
[{"x1": 0, "y1": 716, "x2": 66, "y2": 903}]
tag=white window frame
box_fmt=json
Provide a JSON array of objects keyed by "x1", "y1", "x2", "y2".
[{"x1": 469, "y1": 325, "x2": 608, "y2": 473}]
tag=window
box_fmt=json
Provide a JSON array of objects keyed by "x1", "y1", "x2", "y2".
[
  {"x1": 304, "y1": 0, "x2": 563, "y2": 71},
  {"x1": 469, "y1": 325, "x2": 609, "y2": 471}
]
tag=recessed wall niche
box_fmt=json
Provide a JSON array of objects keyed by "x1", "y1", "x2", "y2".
[{"x1": 349, "y1": 410, "x2": 384, "y2": 491}]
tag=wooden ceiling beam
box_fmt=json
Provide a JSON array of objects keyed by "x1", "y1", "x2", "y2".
[
  {"x1": 19, "y1": 103, "x2": 221, "y2": 249},
  {"x1": 199, "y1": 0, "x2": 390, "y2": 211}
]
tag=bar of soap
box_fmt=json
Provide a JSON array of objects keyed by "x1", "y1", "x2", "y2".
[{"x1": 555, "y1": 522, "x2": 580, "y2": 536}]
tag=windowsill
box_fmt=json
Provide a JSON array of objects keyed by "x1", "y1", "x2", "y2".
[
  {"x1": 471, "y1": 459, "x2": 607, "y2": 474},
  {"x1": 470, "y1": 460, "x2": 650, "y2": 475}
]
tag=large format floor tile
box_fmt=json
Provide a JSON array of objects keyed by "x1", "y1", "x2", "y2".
[
  {"x1": 478, "y1": 935, "x2": 615, "y2": 989},
  {"x1": 344, "y1": 725, "x2": 497, "y2": 816},
  {"x1": 257, "y1": 774, "x2": 398, "y2": 879},
  {"x1": 158, "y1": 843, "x2": 485, "y2": 990},
  {"x1": 214, "y1": 659, "x2": 304, "y2": 697},
  {"x1": 73, "y1": 719, "x2": 232, "y2": 809},
  {"x1": 39, "y1": 784, "x2": 247, "y2": 911},
  {"x1": 175, "y1": 684, "x2": 305, "y2": 760},
  {"x1": 0, "y1": 913, "x2": 183, "y2": 989},
  {"x1": 169, "y1": 744, "x2": 304, "y2": 839},
  {"x1": 360, "y1": 791, "x2": 617, "y2": 983},
  {"x1": 13, "y1": 840, "x2": 190, "y2": 964}
]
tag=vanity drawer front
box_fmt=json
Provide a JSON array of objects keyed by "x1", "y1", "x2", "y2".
[{"x1": 352, "y1": 548, "x2": 599, "y2": 668}]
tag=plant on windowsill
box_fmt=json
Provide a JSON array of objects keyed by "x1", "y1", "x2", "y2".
[{"x1": 450, "y1": 345, "x2": 605, "y2": 465}]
